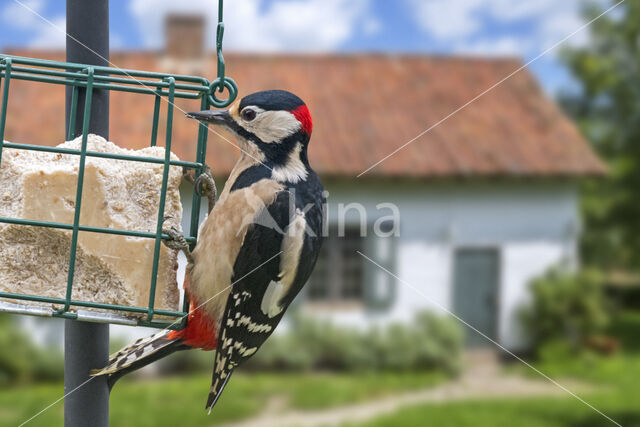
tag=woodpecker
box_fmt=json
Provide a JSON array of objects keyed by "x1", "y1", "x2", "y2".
[{"x1": 92, "y1": 90, "x2": 324, "y2": 413}]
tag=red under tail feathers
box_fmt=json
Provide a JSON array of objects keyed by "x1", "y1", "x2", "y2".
[{"x1": 168, "y1": 295, "x2": 217, "y2": 351}]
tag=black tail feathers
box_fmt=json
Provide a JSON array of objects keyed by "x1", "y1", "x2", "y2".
[
  {"x1": 91, "y1": 330, "x2": 189, "y2": 390},
  {"x1": 206, "y1": 370, "x2": 233, "y2": 414}
]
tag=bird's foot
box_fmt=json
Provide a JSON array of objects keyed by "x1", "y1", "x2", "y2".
[
  {"x1": 194, "y1": 165, "x2": 217, "y2": 214},
  {"x1": 162, "y1": 218, "x2": 194, "y2": 264},
  {"x1": 181, "y1": 166, "x2": 196, "y2": 184}
]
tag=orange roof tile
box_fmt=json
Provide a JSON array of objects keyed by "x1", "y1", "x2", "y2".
[{"x1": 2, "y1": 50, "x2": 606, "y2": 178}]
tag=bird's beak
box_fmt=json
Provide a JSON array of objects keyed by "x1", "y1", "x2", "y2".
[{"x1": 185, "y1": 109, "x2": 232, "y2": 127}]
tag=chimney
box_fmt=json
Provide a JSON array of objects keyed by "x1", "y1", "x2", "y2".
[{"x1": 165, "y1": 14, "x2": 205, "y2": 59}]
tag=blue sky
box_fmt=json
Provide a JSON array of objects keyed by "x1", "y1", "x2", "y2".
[{"x1": 0, "y1": 0, "x2": 612, "y2": 94}]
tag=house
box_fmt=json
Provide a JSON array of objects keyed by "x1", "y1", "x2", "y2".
[{"x1": 2, "y1": 16, "x2": 605, "y2": 351}]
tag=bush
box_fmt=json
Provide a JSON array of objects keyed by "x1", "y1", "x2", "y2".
[
  {"x1": 520, "y1": 268, "x2": 609, "y2": 353},
  {"x1": 244, "y1": 311, "x2": 463, "y2": 375},
  {"x1": 156, "y1": 346, "x2": 213, "y2": 375},
  {"x1": 413, "y1": 312, "x2": 464, "y2": 374},
  {"x1": 0, "y1": 314, "x2": 63, "y2": 385}
]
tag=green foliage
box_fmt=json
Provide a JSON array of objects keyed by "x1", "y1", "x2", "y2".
[
  {"x1": 152, "y1": 311, "x2": 462, "y2": 377},
  {"x1": 0, "y1": 315, "x2": 63, "y2": 385},
  {"x1": 156, "y1": 346, "x2": 212, "y2": 375},
  {"x1": 244, "y1": 311, "x2": 463, "y2": 375},
  {"x1": 607, "y1": 310, "x2": 640, "y2": 353},
  {"x1": 520, "y1": 268, "x2": 609, "y2": 351},
  {"x1": 560, "y1": 1, "x2": 640, "y2": 271}
]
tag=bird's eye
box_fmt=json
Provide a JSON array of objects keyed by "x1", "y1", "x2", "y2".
[{"x1": 241, "y1": 108, "x2": 256, "y2": 122}]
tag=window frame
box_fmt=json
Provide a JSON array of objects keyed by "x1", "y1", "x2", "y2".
[
  {"x1": 304, "y1": 220, "x2": 397, "y2": 312},
  {"x1": 305, "y1": 224, "x2": 367, "y2": 309}
]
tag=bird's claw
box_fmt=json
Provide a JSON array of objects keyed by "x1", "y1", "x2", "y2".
[
  {"x1": 181, "y1": 167, "x2": 195, "y2": 184},
  {"x1": 162, "y1": 226, "x2": 188, "y2": 250},
  {"x1": 194, "y1": 166, "x2": 216, "y2": 214},
  {"x1": 162, "y1": 220, "x2": 194, "y2": 264}
]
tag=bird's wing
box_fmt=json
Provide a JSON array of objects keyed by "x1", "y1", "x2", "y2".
[
  {"x1": 206, "y1": 190, "x2": 289, "y2": 411},
  {"x1": 206, "y1": 189, "x2": 321, "y2": 411}
]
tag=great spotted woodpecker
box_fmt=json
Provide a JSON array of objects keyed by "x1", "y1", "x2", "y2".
[{"x1": 92, "y1": 90, "x2": 324, "y2": 413}]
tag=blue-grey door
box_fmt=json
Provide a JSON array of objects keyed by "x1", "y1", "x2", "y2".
[{"x1": 453, "y1": 248, "x2": 499, "y2": 347}]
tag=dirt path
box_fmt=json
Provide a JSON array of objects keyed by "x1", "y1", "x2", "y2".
[{"x1": 223, "y1": 363, "x2": 589, "y2": 427}]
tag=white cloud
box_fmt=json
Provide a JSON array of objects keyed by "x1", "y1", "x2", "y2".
[
  {"x1": 407, "y1": 0, "x2": 597, "y2": 57},
  {"x1": 454, "y1": 36, "x2": 527, "y2": 57},
  {"x1": 28, "y1": 16, "x2": 66, "y2": 49},
  {"x1": 408, "y1": 0, "x2": 483, "y2": 40},
  {"x1": 538, "y1": 6, "x2": 590, "y2": 48},
  {"x1": 2, "y1": 0, "x2": 43, "y2": 27},
  {"x1": 1, "y1": 0, "x2": 66, "y2": 49},
  {"x1": 129, "y1": 0, "x2": 372, "y2": 52}
]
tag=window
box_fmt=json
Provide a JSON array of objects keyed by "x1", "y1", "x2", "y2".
[{"x1": 307, "y1": 226, "x2": 365, "y2": 304}]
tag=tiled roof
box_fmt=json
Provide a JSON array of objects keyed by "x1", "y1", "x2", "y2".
[{"x1": 2, "y1": 50, "x2": 606, "y2": 178}]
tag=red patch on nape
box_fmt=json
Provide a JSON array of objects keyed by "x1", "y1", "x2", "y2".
[{"x1": 291, "y1": 105, "x2": 313, "y2": 135}]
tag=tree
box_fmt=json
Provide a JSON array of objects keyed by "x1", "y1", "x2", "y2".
[{"x1": 560, "y1": 1, "x2": 640, "y2": 272}]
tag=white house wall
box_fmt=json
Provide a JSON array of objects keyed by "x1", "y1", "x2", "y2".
[{"x1": 316, "y1": 180, "x2": 579, "y2": 351}]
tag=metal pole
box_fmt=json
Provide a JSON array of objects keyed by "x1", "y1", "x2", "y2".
[{"x1": 64, "y1": 1, "x2": 109, "y2": 426}]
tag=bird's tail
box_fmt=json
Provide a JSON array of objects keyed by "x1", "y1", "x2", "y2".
[
  {"x1": 91, "y1": 329, "x2": 189, "y2": 389},
  {"x1": 205, "y1": 348, "x2": 234, "y2": 414}
]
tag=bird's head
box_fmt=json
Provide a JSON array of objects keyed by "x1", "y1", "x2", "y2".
[{"x1": 186, "y1": 90, "x2": 313, "y2": 179}]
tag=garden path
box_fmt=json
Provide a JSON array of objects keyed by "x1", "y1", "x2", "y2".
[{"x1": 223, "y1": 355, "x2": 590, "y2": 427}]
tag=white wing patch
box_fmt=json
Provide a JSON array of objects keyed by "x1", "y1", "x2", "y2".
[
  {"x1": 261, "y1": 281, "x2": 286, "y2": 318},
  {"x1": 260, "y1": 210, "x2": 307, "y2": 318}
]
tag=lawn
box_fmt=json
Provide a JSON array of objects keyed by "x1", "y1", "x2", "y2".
[
  {"x1": 0, "y1": 371, "x2": 445, "y2": 427},
  {"x1": 350, "y1": 394, "x2": 639, "y2": 427}
]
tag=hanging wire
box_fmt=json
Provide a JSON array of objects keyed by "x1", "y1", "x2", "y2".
[{"x1": 208, "y1": 0, "x2": 238, "y2": 108}]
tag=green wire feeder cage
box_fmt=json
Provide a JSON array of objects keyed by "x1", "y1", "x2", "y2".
[{"x1": 0, "y1": 53, "x2": 237, "y2": 330}]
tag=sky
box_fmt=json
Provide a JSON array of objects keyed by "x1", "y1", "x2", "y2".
[{"x1": 0, "y1": 0, "x2": 614, "y2": 95}]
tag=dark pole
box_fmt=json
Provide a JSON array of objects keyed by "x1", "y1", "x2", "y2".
[{"x1": 64, "y1": 1, "x2": 110, "y2": 427}]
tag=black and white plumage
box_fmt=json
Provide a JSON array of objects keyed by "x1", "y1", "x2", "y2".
[
  {"x1": 95, "y1": 330, "x2": 189, "y2": 389},
  {"x1": 93, "y1": 90, "x2": 324, "y2": 414},
  {"x1": 206, "y1": 164, "x2": 324, "y2": 411}
]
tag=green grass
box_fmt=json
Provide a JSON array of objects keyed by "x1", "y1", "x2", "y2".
[
  {"x1": 0, "y1": 371, "x2": 445, "y2": 427},
  {"x1": 349, "y1": 396, "x2": 640, "y2": 427}
]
